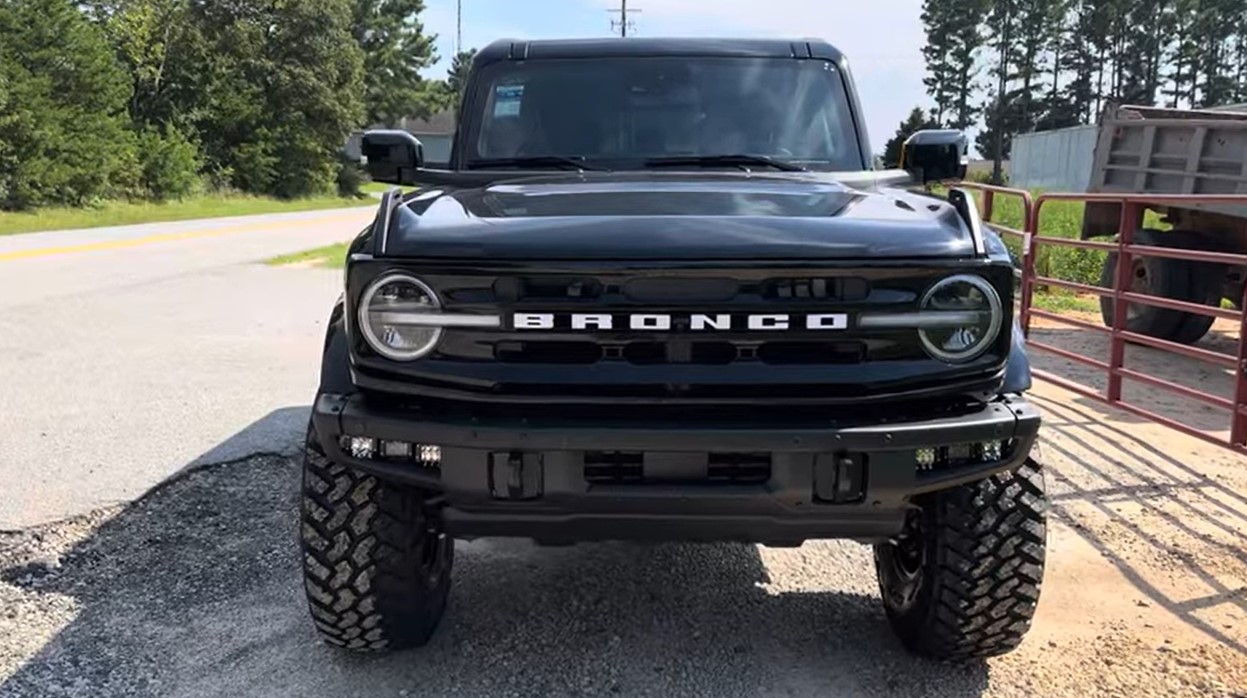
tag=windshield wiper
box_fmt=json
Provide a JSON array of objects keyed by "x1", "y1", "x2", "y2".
[
  {"x1": 465, "y1": 156, "x2": 605, "y2": 171},
  {"x1": 643, "y1": 154, "x2": 808, "y2": 172}
]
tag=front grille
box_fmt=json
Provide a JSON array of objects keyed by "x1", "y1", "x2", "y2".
[
  {"x1": 492, "y1": 339, "x2": 869, "y2": 365},
  {"x1": 352, "y1": 263, "x2": 1013, "y2": 405},
  {"x1": 583, "y1": 451, "x2": 772, "y2": 484}
]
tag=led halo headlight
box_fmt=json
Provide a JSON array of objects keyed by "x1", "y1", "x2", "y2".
[
  {"x1": 358, "y1": 273, "x2": 444, "y2": 361},
  {"x1": 918, "y1": 274, "x2": 1003, "y2": 363}
]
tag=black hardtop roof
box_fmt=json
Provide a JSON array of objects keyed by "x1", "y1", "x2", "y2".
[{"x1": 476, "y1": 37, "x2": 846, "y2": 64}]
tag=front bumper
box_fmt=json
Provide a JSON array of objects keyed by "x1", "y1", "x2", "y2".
[{"x1": 312, "y1": 393, "x2": 1041, "y2": 545}]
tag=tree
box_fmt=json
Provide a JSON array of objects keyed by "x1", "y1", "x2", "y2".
[
  {"x1": 1163, "y1": 0, "x2": 1199, "y2": 107},
  {"x1": 946, "y1": 0, "x2": 992, "y2": 130},
  {"x1": 351, "y1": 0, "x2": 441, "y2": 126},
  {"x1": 190, "y1": 0, "x2": 365, "y2": 197},
  {"x1": 0, "y1": 0, "x2": 138, "y2": 209},
  {"x1": 882, "y1": 107, "x2": 939, "y2": 168},
  {"x1": 983, "y1": 0, "x2": 1021, "y2": 182},
  {"x1": 920, "y1": 0, "x2": 958, "y2": 125},
  {"x1": 1191, "y1": 0, "x2": 1239, "y2": 107},
  {"x1": 446, "y1": 48, "x2": 477, "y2": 117},
  {"x1": 920, "y1": 0, "x2": 990, "y2": 129}
]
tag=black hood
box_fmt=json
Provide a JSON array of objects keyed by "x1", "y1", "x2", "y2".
[{"x1": 384, "y1": 172, "x2": 973, "y2": 260}]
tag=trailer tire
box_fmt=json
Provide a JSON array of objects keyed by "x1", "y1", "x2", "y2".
[
  {"x1": 300, "y1": 422, "x2": 453, "y2": 652},
  {"x1": 1099, "y1": 229, "x2": 1213, "y2": 343},
  {"x1": 874, "y1": 458, "x2": 1047, "y2": 661}
]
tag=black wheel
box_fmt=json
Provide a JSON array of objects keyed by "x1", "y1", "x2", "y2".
[
  {"x1": 1099, "y1": 229, "x2": 1221, "y2": 345},
  {"x1": 874, "y1": 457, "x2": 1047, "y2": 661},
  {"x1": 300, "y1": 422, "x2": 453, "y2": 651}
]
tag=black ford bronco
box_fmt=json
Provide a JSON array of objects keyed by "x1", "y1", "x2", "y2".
[{"x1": 302, "y1": 37, "x2": 1046, "y2": 661}]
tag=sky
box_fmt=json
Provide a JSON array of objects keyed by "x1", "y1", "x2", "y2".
[{"x1": 418, "y1": 0, "x2": 928, "y2": 156}]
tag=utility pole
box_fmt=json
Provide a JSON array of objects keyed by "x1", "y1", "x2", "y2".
[
  {"x1": 608, "y1": 0, "x2": 640, "y2": 37},
  {"x1": 456, "y1": 0, "x2": 462, "y2": 54}
]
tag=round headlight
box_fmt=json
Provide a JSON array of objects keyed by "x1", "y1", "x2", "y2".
[
  {"x1": 918, "y1": 274, "x2": 1003, "y2": 363},
  {"x1": 358, "y1": 274, "x2": 442, "y2": 360}
]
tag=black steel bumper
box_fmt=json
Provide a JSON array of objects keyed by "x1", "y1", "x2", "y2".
[{"x1": 311, "y1": 393, "x2": 1041, "y2": 545}]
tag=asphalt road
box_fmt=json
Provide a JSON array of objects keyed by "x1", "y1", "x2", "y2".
[{"x1": 0, "y1": 208, "x2": 374, "y2": 528}]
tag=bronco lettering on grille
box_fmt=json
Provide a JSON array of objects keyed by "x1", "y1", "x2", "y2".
[{"x1": 512, "y1": 313, "x2": 849, "y2": 331}]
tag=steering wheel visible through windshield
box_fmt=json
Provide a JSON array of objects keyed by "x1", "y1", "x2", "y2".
[{"x1": 465, "y1": 56, "x2": 864, "y2": 171}]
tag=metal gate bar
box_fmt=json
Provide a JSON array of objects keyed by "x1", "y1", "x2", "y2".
[{"x1": 958, "y1": 184, "x2": 1247, "y2": 452}]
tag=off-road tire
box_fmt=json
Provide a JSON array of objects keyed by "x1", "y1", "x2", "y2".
[
  {"x1": 300, "y1": 423, "x2": 453, "y2": 651},
  {"x1": 874, "y1": 458, "x2": 1047, "y2": 661}
]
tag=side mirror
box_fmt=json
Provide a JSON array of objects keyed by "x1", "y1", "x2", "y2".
[
  {"x1": 901, "y1": 129, "x2": 967, "y2": 184},
  {"x1": 356, "y1": 129, "x2": 424, "y2": 185}
]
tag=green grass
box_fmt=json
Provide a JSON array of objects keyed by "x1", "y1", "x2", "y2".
[
  {"x1": 265, "y1": 241, "x2": 350, "y2": 268},
  {"x1": 1030, "y1": 290, "x2": 1100, "y2": 315},
  {"x1": 0, "y1": 193, "x2": 374, "y2": 236}
]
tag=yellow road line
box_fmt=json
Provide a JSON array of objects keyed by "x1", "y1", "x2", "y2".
[{"x1": 0, "y1": 211, "x2": 370, "y2": 262}]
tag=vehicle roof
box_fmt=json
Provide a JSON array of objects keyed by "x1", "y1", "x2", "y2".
[{"x1": 476, "y1": 37, "x2": 846, "y2": 64}]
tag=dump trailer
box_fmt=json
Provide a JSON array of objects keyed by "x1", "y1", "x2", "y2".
[{"x1": 1079, "y1": 103, "x2": 1247, "y2": 344}]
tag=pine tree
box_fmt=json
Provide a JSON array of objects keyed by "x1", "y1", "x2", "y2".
[
  {"x1": 1013, "y1": 0, "x2": 1062, "y2": 132},
  {"x1": 947, "y1": 0, "x2": 992, "y2": 130},
  {"x1": 1116, "y1": 0, "x2": 1167, "y2": 105},
  {"x1": 983, "y1": 0, "x2": 1021, "y2": 182},
  {"x1": 1062, "y1": 0, "x2": 1098, "y2": 122},
  {"x1": 1163, "y1": 0, "x2": 1199, "y2": 107},
  {"x1": 921, "y1": 0, "x2": 958, "y2": 125},
  {"x1": 1192, "y1": 0, "x2": 1238, "y2": 107}
]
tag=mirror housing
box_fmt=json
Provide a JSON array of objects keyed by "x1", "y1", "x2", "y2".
[
  {"x1": 901, "y1": 129, "x2": 967, "y2": 184},
  {"x1": 355, "y1": 129, "x2": 424, "y2": 185}
]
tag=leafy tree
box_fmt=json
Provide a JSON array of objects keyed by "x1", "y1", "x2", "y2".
[
  {"x1": 351, "y1": 0, "x2": 441, "y2": 126},
  {"x1": 882, "y1": 107, "x2": 939, "y2": 168},
  {"x1": 0, "y1": 0, "x2": 138, "y2": 209},
  {"x1": 447, "y1": 48, "x2": 477, "y2": 117},
  {"x1": 189, "y1": 0, "x2": 365, "y2": 198}
]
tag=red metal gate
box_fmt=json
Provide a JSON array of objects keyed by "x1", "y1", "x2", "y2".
[{"x1": 962, "y1": 183, "x2": 1247, "y2": 452}]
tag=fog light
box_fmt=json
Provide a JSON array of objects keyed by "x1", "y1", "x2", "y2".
[
  {"x1": 417, "y1": 445, "x2": 442, "y2": 465},
  {"x1": 980, "y1": 440, "x2": 1003, "y2": 462},
  {"x1": 381, "y1": 440, "x2": 412, "y2": 458},
  {"x1": 347, "y1": 436, "x2": 376, "y2": 459},
  {"x1": 915, "y1": 447, "x2": 936, "y2": 470}
]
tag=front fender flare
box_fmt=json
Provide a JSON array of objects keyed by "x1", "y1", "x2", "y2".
[
  {"x1": 1002, "y1": 319, "x2": 1032, "y2": 394},
  {"x1": 318, "y1": 298, "x2": 354, "y2": 395}
]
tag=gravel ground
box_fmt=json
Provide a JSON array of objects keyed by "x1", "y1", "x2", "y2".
[{"x1": 2, "y1": 384, "x2": 1246, "y2": 697}]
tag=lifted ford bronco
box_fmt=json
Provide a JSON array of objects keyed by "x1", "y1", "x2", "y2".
[{"x1": 302, "y1": 38, "x2": 1046, "y2": 661}]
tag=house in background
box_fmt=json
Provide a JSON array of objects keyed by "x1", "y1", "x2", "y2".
[
  {"x1": 395, "y1": 110, "x2": 456, "y2": 166},
  {"x1": 344, "y1": 109, "x2": 457, "y2": 172}
]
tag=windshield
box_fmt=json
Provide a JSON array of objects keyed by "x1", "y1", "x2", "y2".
[{"x1": 465, "y1": 57, "x2": 863, "y2": 171}]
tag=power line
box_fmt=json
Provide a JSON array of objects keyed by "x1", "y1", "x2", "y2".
[{"x1": 607, "y1": 0, "x2": 640, "y2": 37}]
